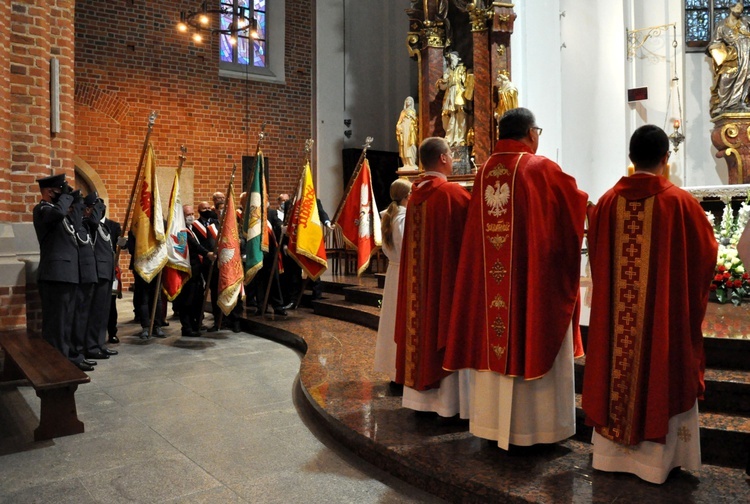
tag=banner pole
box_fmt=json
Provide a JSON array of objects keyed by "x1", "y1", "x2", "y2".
[
  {"x1": 198, "y1": 164, "x2": 237, "y2": 330},
  {"x1": 115, "y1": 111, "x2": 158, "y2": 265},
  {"x1": 332, "y1": 136, "x2": 373, "y2": 225}
]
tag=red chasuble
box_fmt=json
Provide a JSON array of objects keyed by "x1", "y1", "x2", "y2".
[
  {"x1": 444, "y1": 139, "x2": 587, "y2": 379},
  {"x1": 582, "y1": 174, "x2": 717, "y2": 445},
  {"x1": 394, "y1": 174, "x2": 470, "y2": 390}
]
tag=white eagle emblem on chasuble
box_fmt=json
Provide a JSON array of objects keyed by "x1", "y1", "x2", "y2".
[{"x1": 485, "y1": 181, "x2": 510, "y2": 217}]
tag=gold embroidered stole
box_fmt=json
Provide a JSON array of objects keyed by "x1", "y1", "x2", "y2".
[
  {"x1": 598, "y1": 196, "x2": 654, "y2": 444},
  {"x1": 403, "y1": 202, "x2": 426, "y2": 388},
  {"x1": 481, "y1": 154, "x2": 521, "y2": 372}
]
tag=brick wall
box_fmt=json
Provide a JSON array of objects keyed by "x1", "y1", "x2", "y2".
[
  {"x1": 1, "y1": 1, "x2": 76, "y2": 330},
  {"x1": 9, "y1": 1, "x2": 76, "y2": 224},
  {"x1": 74, "y1": 0, "x2": 314, "y2": 285},
  {"x1": 0, "y1": 1, "x2": 10, "y2": 222}
]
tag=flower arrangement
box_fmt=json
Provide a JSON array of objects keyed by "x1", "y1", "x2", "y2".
[{"x1": 707, "y1": 197, "x2": 750, "y2": 305}]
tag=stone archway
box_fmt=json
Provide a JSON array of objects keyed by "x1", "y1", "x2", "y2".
[{"x1": 73, "y1": 155, "x2": 109, "y2": 206}]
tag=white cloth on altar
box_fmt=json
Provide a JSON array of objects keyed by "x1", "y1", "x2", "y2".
[
  {"x1": 373, "y1": 206, "x2": 406, "y2": 380},
  {"x1": 468, "y1": 324, "x2": 576, "y2": 450},
  {"x1": 591, "y1": 401, "x2": 701, "y2": 484},
  {"x1": 402, "y1": 370, "x2": 471, "y2": 419}
]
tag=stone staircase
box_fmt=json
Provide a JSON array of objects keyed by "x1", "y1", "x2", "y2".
[{"x1": 312, "y1": 275, "x2": 750, "y2": 472}]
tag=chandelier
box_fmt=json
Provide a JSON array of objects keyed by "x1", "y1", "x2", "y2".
[{"x1": 177, "y1": 1, "x2": 258, "y2": 44}]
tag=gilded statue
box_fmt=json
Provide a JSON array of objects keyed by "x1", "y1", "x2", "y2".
[
  {"x1": 396, "y1": 96, "x2": 419, "y2": 170},
  {"x1": 708, "y1": 2, "x2": 750, "y2": 116},
  {"x1": 436, "y1": 52, "x2": 473, "y2": 147},
  {"x1": 494, "y1": 72, "x2": 518, "y2": 138}
]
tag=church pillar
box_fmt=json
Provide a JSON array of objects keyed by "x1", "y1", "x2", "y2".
[
  {"x1": 469, "y1": 5, "x2": 492, "y2": 164},
  {"x1": 406, "y1": 2, "x2": 448, "y2": 144},
  {"x1": 490, "y1": 3, "x2": 516, "y2": 142}
]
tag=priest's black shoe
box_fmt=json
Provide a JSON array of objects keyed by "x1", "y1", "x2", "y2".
[
  {"x1": 85, "y1": 351, "x2": 109, "y2": 360},
  {"x1": 273, "y1": 307, "x2": 288, "y2": 317},
  {"x1": 83, "y1": 359, "x2": 98, "y2": 366},
  {"x1": 280, "y1": 302, "x2": 294, "y2": 311},
  {"x1": 102, "y1": 348, "x2": 118, "y2": 356},
  {"x1": 232, "y1": 320, "x2": 242, "y2": 333},
  {"x1": 77, "y1": 362, "x2": 94, "y2": 372},
  {"x1": 181, "y1": 328, "x2": 200, "y2": 337},
  {"x1": 108, "y1": 335, "x2": 119, "y2": 344}
]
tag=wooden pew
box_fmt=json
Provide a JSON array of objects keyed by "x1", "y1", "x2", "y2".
[{"x1": 0, "y1": 332, "x2": 90, "y2": 441}]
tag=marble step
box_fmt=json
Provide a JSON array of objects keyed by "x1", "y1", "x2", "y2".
[
  {"x1": 574, "y1": 358, "x2": 750, "y2": 416},
  {"x1": 317, "y1": 292, "x2": 750, "y2": 414},
  {"x1": 343, "y1": 286, "x2": 383, "y2": 307},
  {"x1": 704, "y1": 336, "x2": 750, "y2": 371},
  {"x1": 573, "y1": 394, "x2": 750, "y2": 469},
  {"x1": 375, "y1": 273, "x2": 386, "y2": 289},
  {"x1": 312, "y1": 295, "x2": 380, "y2": 330}
]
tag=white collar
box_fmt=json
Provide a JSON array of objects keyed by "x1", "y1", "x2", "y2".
[{"x1": 421, "y1": 171, "x2": 447, "y2": 180}]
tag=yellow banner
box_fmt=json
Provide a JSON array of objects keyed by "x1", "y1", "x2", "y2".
[{"x1": 134, "y1": 144, "x2": 167, "y2": 282}]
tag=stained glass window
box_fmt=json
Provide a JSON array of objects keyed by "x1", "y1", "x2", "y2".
[
  {"x1": 219, "y1": 0, "x2": 267, "y2": 68},
  {"x1": 686, "y1": 0, "x2": 744, "y2": 50}
]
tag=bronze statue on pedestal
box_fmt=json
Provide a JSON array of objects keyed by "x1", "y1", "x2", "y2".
[{"x1": 708, "y1": 2, "x2": 750, "y2": 183}]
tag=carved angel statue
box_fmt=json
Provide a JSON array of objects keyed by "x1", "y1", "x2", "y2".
[
  {"x1": 396, "y1": 96, "x2": 419, "y2": 170},
  {"x1": 436, "y1": 52, "x2": 472, "y2": 147},
  {"x1": 485, "y1": 181, "x2": 510, "y2": 217},
  {"x1": 707, "y1": 2, "x2": 750, "y2": 116},
  {"x1": 494, "y1": 72, "x2": 518, "y2": 137}
]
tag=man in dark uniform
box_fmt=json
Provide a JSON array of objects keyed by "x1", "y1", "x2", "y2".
[
  {"x1": 32, "y1": 174, "x2": 92, "y2": 372},
  {"x1": 70, "y1": 190, "x2": 103, "y2": 362},
  {"x1": 105, "y1": 216, "x2": 124, "y2": 344},
  {"x1": 255, "y1": 203, "x2": 288, "y2": 317},
  {"x1": 278, "y1": 200, "x2": 302, "y2": 305},
  {"x1": 127, "y1": 232, "x2": 166, "y2": 339},
  {"x1": 193, "y1": 201, "x2": 221, "y2": 330},
  {"x1": 81, "y1": 192, "x2": 119, "y2": 358},
  {"x1": 176, "y1": 205, "x2": 214, "y2": 336},
  {"x1": 311, "y1": 198, "x2": 332, "y2": 300}
]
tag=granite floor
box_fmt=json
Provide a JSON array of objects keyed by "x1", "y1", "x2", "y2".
[
  {"x1": 244, "y1": 293, "x2": 750, "y2": 504},
  {"x1": 0, "y1": 293, "x2": 441, "y2": 504},
  {"x1": 4, "y1": 279, "x2": 750, "y2": 503}
]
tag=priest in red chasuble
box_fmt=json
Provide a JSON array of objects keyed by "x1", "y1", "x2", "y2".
[
  {"x1": 582, "y1": 125, "x2": 717, "y2": 484},
  {"x1": 394, "y1": 137, "x2": 471, "y2": 418},
  {"x1": 444, "y1": 108, "x2": 587, "y2": 449}
]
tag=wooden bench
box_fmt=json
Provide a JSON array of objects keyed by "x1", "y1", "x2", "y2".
[{"x1": 0, "y1": 331, "x2": 90, "y2": 441}]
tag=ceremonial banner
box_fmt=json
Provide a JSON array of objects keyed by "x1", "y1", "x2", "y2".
[
  {"x1": 162, "y1": 167, "x2": 191, "y2": 301},
  {"x1": 337, "y1": 159, "x2": 381, "y2": 275},
  {"x1": 242, "y1": 152, "x2": 268, "y2": 284},
  {"x1": 218, "y1": 187, "x2": 244, "y2": 315},
  {"x1": 287, "y1": 161, "x2": 328, "y2": 280},
  {"x1": 134, "y1": 144, "x2": 168, "y2": 282}
]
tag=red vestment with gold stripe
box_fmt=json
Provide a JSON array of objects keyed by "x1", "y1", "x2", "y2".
[
  {"x1": 444, "y1": 139, "x2": 587, "y2": 378},
  {"x1": 582, "y1": 174, "x2": 717, "y2": 445},
  {"x1": 394, "y1": 174, "x2": 470, "y2": 390}
]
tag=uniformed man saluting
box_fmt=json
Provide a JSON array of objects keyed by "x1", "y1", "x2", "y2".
[{"x1": 33, "y1": 173, "x2": 93, "y2": 372}]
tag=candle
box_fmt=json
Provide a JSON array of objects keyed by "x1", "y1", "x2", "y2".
[
  {"x1": 673, "y1": 119, "x2": 681, "y2": 129},
  {"x1": 627, "y1": 164, "x2": 634, "y2": 176}
]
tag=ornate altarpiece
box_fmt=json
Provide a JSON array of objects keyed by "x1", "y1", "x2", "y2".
[{"x1": 401, "y1": 1, "x2": 515, "y2": 183}]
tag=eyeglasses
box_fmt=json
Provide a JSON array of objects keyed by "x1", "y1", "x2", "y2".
[{"x1": 530, "y1": 126, "x2": 543, "y2": 136}]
